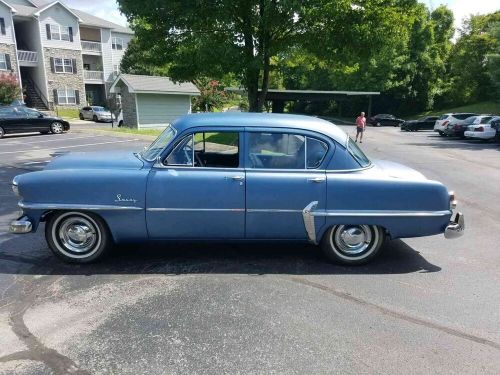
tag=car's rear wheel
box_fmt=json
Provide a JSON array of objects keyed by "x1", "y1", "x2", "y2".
[
  {"x1": 376, "y1": 122, "x2": 381, "y2": 127},
  {"x1": 320, "y1": 224, "x2": 385, "y2": 265},
  {"x1": 0, "y1": 126, "x2": 4, "y2": 138},
  {"x1": 45, "y1": 211, "x2": 112, "y2": 263},
  {"x1": 50, "y1": 121, "x2": 64, "y2": 134},
  {"x1": 93, "y1": 115, "x2": 98, "y2": 122},
  {"x1": 79, "y1": 113, "x2": 84, "y2": 120}
]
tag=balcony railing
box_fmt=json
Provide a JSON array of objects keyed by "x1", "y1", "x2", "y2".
[
  {"x1": 17, "y1": 50, "x2": 38, "y2": 63},
  {"x1": 81, "y1": 41, "x2": 102, "y2": 53},
  {"x1": 84, "y1": 70, "x2": 104, "y2": 81}
]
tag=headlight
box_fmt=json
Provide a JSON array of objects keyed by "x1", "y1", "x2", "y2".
[{"x1": 12, "y1": 176, "x2": 20, "y2": 196}]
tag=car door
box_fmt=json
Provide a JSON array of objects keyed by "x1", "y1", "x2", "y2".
[
  {"x1": 19, "y1": 107, "x2": 47, "y2": 131},
  {"x1": 245, "y1": 130, "x2": 328, "y2": 239},
  {"x1": 0, "y1": 107, "x2": 22, "y2": 133},
  {"x1": 146, "y1": 129, "x2": 245, "y2": 239},
  {"x1": 80, "y1": 107, "x2": 90, "y2": 119}
]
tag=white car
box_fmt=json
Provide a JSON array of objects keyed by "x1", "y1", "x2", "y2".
[
  {"x1": 464, "y1": 116, "x2": 500, "y2": 140},
  {"x1": 79, "y1": 106, "x2": 113, "y2": 122},
  {"x1": 434, "y1": 113, "x2": 476, "y2": 136}
]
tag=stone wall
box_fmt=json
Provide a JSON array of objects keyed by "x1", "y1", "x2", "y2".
[
  {"x1": 0, "y1": 43, "x2": 19, "y2": 85},
  {"x1": 118, "y1": 81, "x2": 137, "y2": 128},
  {"x1": 44, "y1": 47, "x2": 86, "y2": 107}
]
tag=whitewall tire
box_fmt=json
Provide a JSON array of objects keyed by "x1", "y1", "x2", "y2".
[
  {"x1": 45, "y1": 211, "x2": 112, "y2": 263},
  {"x1": 321, "y1": 225, "x2": 385, "y2": 265}
]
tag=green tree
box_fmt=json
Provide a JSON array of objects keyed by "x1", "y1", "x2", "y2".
[
  {"x1": 117, "y1": 0, "x2": 417, "y2": 112},
  {"x1": 486, "y1": 22, "x2": 500, "y2": 99}
]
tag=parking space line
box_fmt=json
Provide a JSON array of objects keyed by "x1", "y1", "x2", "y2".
[
  {"x1": 0, "y1": 139, "x2": 140, "y2": 155},
  {"x1": 0, "y1": 135, "x2": 107, "y2": 146}
]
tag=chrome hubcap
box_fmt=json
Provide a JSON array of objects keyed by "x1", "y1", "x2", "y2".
[
  {"x1": 334, "y1": 225, "x2": 372, "y2": 255},
  {"x1": 52, "y1": 123, "x2": 63, "y2": 133},
  {"x1": 58, "y1": 218, "x2": 97, "y2": 253}
]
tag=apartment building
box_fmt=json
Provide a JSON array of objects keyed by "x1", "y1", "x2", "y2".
[{"x1": 0, "y1": 0, "x2": 132, "y2": 110}]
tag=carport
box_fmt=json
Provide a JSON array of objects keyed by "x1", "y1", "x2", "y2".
[{"x1": 225, "y1": 88, "x2": 380, "y2": 118}]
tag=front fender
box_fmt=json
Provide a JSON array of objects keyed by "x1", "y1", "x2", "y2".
[{"x1": 15, "y1": 169, "x2": 149, "y2": 242}]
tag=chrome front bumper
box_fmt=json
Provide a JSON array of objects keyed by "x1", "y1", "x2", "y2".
[
  {"x1": 9, "y1": 216, "x2": 33, "y2": 234},
  {"x1": 444, "y1": 212, "x2": 465, "y2": 239}
]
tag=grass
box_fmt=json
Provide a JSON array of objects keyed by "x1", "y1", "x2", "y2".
[
  {"x1": 103, "y1": 127, "x2": 164, "y2": 137},
  {"x1": 54, "y1": 107, "x2": 80, "y2": 119},
  {"x1": 407, "y1": 101, "x2": 500, "y2": 119}
]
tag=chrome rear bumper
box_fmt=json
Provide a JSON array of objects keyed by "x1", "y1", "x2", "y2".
[
  {"x1": 9, "y1": 216, "x2": 33, "y2": 234},
  {"x1": 444, "y1": 212, "x2": 464, "y2": 239}
]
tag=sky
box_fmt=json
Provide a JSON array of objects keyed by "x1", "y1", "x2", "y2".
[{"x1": 65, "y1": 0, "x2": 499, "y2": 29}]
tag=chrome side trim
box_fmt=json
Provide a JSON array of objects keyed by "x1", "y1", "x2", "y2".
[
  {"x1": 247, "y1": 209, "x2": 302, "y2": 213},
  {"x1": 18, "y1": 202, "x2": 143, "y2": 211},
  {"x1": 147, "y1": 208, "x2": 245, "y2": 212},
  {"x1": 310, "y1": 209, "x2": 451, "y2": 217},
  {"x1": 302, "y1": 201, "x2": 319, "y2": 244}
]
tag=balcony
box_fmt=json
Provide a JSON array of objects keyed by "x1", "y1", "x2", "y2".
[
  {"x1": 81, "y1": 41, "x2": 102, "y2": 54},
  {"x1": 84, "y1": 70, "x2": 104, "y2": 82},
  {"x1": 17, "y1": 50, "x2": 38, "y2": 67}
]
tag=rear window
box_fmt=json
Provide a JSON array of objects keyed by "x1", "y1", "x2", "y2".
[
  {"x1": 453, "y1": 113, "x2": 476, "y2": 120},
  {"x1": 347, "y1": 138, "x2": 371, "y2": 168},
  {"x1": 480, "y1": 117, "x2": 493, "y2": 124},
  {"x1": 439, "y1": 114, "x2": 450, "y2": 120}
]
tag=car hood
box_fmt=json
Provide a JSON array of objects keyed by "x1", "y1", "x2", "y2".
[
  {"x1": 96, "y1": 111, "x2": 111, "y2": 116},
  {"x1": 45, "y1": 151, "x2": 145, "y2": 171},
  {"x1": 371, "y1": 159, "x2": 427, "y2": 181}
]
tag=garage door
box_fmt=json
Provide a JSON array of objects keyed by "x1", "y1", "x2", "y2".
[{"x1": 136, "y1": 94, "x2": 191, "y2": 128}]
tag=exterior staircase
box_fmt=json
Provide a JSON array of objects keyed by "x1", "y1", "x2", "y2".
[{"x1": 22, "y1": 78, "x2": 49, "y2": 111}]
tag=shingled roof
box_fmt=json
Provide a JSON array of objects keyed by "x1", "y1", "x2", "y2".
[{"x1": 110, "y1": 74, "x2": 200, "y2": 95}]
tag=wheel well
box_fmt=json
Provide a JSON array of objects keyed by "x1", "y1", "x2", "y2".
[{"x1": 41, "y1": 210, "x2": 112, "y2": 238}]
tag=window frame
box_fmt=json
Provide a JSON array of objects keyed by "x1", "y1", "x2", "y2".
[
  {"x1": 49, "y1": 24, "x2": 61, "y2": 40},
  {"x1": 57, "y1": 88, "x2": 76, "y2": 105},
  {"x1": 0, "y1": 53, "x2": 6, "y2": 70},
  {"x1": 112, "y1": 37, "x2": 124, "y2": 50},
  {"x1": 245, "y1": 130, "x2": 329, "y2": 171}
]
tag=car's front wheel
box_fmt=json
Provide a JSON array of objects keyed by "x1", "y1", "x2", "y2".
[
  {"x1": 79, "y1": 113, "x2": 84, "y2": 120},
  {"x1": 45, "y1": 211, "x2": 112, "y2": 263},
  {"x1": 50, "y1": 121, "x2": 64, "y2": 134},
  {"x1": 93, "y1": 115, "x2": 98, "y2": 122},
  {"x1": 321, "y1": 225, "x2": 385, "y2": 265}
]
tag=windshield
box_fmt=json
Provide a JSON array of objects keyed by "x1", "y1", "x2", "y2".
[
  {"x1": 347, "y1": 138, "x2": 371, "y2": 168},
  {"x1": 140, "y1": 125, "x2": 176, "y2": 161},
  {"x1": 92, "y1": 106, "x2": 106, "y2": 112}
]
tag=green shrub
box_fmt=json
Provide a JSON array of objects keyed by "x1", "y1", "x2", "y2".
[{"x1": 0, "y1": 73, "x2": 20, "y2": 105}]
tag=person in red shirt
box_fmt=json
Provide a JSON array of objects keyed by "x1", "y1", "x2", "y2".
[{"x1": 355, "y1": 111, "x2": 366, "y2": 143}]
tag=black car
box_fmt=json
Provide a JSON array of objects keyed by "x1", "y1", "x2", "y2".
[
  {"x1": 368, "y1": 114, "x2": 405, "y2": 127},
  {"x1": 0, "y1": 106, "x2": 70, "y2": 138},
  {"x1": 401, "y1": 116, "x2": 439, "y2": 131},
  {"x1": 491, "y1": 117, "x2": 500, "y2": 142}
]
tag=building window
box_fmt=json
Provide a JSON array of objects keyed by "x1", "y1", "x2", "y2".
[
  {"x1": 0, "y1": 54, "x2": 7, "y2": 70},
  {"x1": 54, "y1": 58, "x2": 73, "y2": 73},
  {"x1": 112, "y1": 37, "x2": 123, "y2": 50},
  {"x1": 57, "y1": 88, "x2": 76, "y2": 105},
  {"x1": 49, "y1": 24, "x2": 71, "y2": 41},
  {"x1": 83, "y1": 63, "x2": 90, "y2": 70}
]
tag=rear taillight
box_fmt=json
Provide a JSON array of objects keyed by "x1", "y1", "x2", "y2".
[
  {"x1": 443, "y1": 121, "x2": 449, "y2": 126},
  {"x1": 454, "y1": 124, "x2": 461, "y2": 130},
  {"x1": 476, "y1": 126, "x2": 484, "y2": 132}
]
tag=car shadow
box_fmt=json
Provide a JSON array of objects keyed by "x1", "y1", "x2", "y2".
[{"x1": 0, "y1": 236, "x2": 441, "y2": 276}]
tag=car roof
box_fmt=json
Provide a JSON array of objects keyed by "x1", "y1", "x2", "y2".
[{"x1": 171, "y1": 113, "x2": 349, "y2": 146}]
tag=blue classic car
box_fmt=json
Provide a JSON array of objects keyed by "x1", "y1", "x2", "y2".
[{"x1": 10, "y1": 113, "x2": 464, "y2": 265}]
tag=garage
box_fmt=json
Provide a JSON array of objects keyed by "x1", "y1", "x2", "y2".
[{"x1": 110, "y1": 74, "x2": 200, "y2": 129}]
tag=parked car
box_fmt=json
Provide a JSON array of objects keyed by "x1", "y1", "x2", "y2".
[
  {"x1": 464, "y1": 116, "x2": 500, "y2": 140},
  {"x1": 434, "y1": 113, "x2": 476, "y2": 136},
  {"x1": 368, "y1": 114, "x2": 405, "y2": 127},
  {"x1": 79, "y1": 106, "x2": 113, "y2": 122},
  {"x1": 9, "y1": 113, "x2": 464, "y2": 265},
  {"x1": 491, "y1": 118, "x2": 500, "y2": 142},
  {"x1": 444, "y1": 115, "x2": 493, "y2": 138},
  {"x1": 401, "y1": 116, "x2": 439, "y2": 131},
  {"x1": 0, "y1": 106, "x2": 70, "y2": 138}
]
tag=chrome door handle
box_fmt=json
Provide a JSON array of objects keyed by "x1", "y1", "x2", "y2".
[
  {"x1": 231, "y1": 175, "x2": 245, "y2": 181},
  {"x1": 308, "y1": 177, "x2": 326, "y2": 183}
]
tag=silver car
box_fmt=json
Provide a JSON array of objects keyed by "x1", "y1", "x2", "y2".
[{"x1": 79, "y1": 106, "x2": 112, "y2": 122}]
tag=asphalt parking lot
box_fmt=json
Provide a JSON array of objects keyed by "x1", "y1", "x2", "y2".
[{"x1": 0, "y1": 125, "x2": 499, "y2": 374}]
